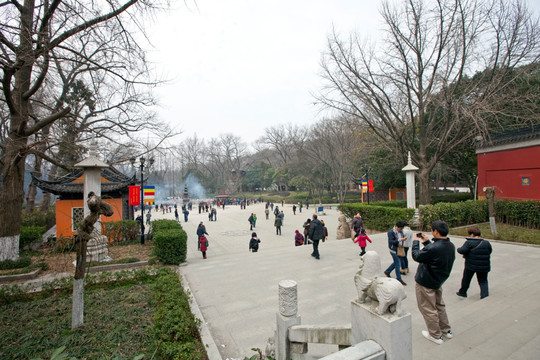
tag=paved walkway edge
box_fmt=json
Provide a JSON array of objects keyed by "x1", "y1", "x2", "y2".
[{"x1": 177, "y1": 266, "x2": 223, "y2": 360}]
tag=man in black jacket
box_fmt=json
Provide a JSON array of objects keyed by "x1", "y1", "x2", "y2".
[
  {"x1": 412, "y1": 220, "x2": 455, "y2": 345},
  {"x1": 308, "y1": 214, "x2": 324, "y2": 260}
]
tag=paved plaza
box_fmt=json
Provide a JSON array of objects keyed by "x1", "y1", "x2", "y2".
[{"x1": 153, "y1": 202, "x2": 540, "y2": 360}]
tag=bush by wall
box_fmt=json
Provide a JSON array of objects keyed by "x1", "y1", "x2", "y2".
[
  {"x1": 369, "y1": 200, "x2": 407, "y2": 208},
  {"x1": 431, "y1": 191, "x2": 473, "y2": 204},
  {"x1": 151, "y1": 220, "x2": 187, "y2": 265},
  {"x1": 338, "y1": 203, "x2": 415, "y2": 231},
  {"x1": 102, "y1": 220, "x2": 140, "y2": 243},
  {"x1": 495, "y1": 199, "x2": 540, "y2": 229},
  {"x1": 418, "y1": 200, "x2": 488, "y2": 230},
  {"x1": 19, "y1": 225, "x2": 46, "y2": 249}
]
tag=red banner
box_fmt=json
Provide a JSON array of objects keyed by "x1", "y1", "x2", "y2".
[
  {"x1": 129, "y1": 186, "x2": 141, "y2": 206},
  {"x1": 368, "y1": 180, "x2": 374, "y2": 193}
]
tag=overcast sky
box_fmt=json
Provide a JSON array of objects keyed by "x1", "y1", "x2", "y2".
[{"x1": 145, "y1": 0, "x2": 539, "y2": 147}]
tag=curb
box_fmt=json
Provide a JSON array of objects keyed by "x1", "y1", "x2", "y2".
[
  {"x1": 177, "y1": 266, "x2": 223, "y2": 360},
  {"x1": 0, "y1": 268, "x2": 41, "y2": 283}
]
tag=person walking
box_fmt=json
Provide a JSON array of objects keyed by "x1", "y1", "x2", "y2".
[
  {"x1": 412, "y1": 220, "x2": 456, "y2": 345},
  {"x1": 199, "y1": 235, "x2": 208, "y2": 259},
  {"x1": 196, "y1": 222, "x2": 208, "y2": 250},
  {"x1": 354, "y1": 228, "x2": 372, "y2": 256},
  {"x1": 174, "y1": 208, "x2": 179, "y2": 222},
  {"x1": 303, "y1": 218, "x2": 311, "y2": 245},
  {"x1": 292, "y1": 204, "x2": 297, "y2": 215},
  {"x1": 294, "y1": 230, "x2": 304, "y2": 246},
  {"x1": 400, "y1": 222, "x2": 414, "y2": 274},
  {"x1": 274, "y1": 215, "x2": 283, "y2": 235},
  {"x1": 350, "y1": 213, "x2": 364, "y2": 238},
  {"x1": 249, "y1": 232, "x2": 261, "y2": 252},
  {"x1": 252, "y1": 213, "x2": 257, "y2": 228},
  {"x1": 308, "y1": 214, "x2": 324, "y2": 260},
  {"x1": 456, "y1": 226, "x2": 492, "y2": 299},
  {"x1": 183, "y1": 208, "x2": 189, "y2": 222},
  {"x1": 248, "y1": 213, "x2": 255, "y2": 230},
  {"x1": 145, "y1": 212, "x2": 151, "y2": 225},
  {"x1": 384, "y1": 221, "x2": 407, "y2": 286}
]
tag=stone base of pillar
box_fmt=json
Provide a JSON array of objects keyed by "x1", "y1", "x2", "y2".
[
  {"x1": 351, "y1": 300, "x2": 412, "y2": 360},
  {"x1": 275, "y1": 313, "x2": 301, "y2": 360}
]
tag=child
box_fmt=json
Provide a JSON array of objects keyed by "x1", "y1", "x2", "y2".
[
  {"x1": 294, "y1": 230, "x2": 304, "y2": 246},
  {"x1": 249, "y1": 232, "x2": 261, "y2": 252},
  {"x1": 354, "y1": 229, "x2": 372, "y2": 256},
  {"x1": 199, "y1": 235, "x2": 208, "y2": 259}
]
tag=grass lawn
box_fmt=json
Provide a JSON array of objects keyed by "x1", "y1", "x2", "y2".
[
  {"x1": 1, "y1": 277, "x2": 156, "y2": 359},
  {"x1": 451, "y1": 223, "x2": 540, "y2": 245}
]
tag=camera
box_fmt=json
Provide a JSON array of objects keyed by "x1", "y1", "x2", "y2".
[{"x1": 417, "y1": 233, "x2": 423, "y2": 238}]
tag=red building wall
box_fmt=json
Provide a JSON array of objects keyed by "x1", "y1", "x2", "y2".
[{"x1": 477, "y1": 145, "x2": 540, "y2": 200}]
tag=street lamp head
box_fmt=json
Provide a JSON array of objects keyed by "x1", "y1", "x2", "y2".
[
  {"x1": 140, "y1": 156, "x2": 146, "y2": 165},
  {"x1": 149, "y1": 158, "x2": 155, "y2": 166},
  {"x1": 129, "y1": 157, "x2": 136, "y2": 166}
]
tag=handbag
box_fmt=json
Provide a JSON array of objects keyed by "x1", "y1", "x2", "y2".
[
  {"x1": 397, "y1": 245, "x2": 406, "y2": 257},
  {"x1": 205, "y1": 240, "x2": 209, "y2": 247}
]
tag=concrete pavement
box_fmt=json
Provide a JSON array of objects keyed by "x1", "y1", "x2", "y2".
[{"x1": 153, "y1": 202, "x2": 540, "y2": 360}]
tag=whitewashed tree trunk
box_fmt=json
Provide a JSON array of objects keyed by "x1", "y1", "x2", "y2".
[
  {"x1": 0, "y1": 235, "x2": 20, "y2": 262},
  {"x1": 72, "y1": 278, "x2": 85, "y2": 329}
]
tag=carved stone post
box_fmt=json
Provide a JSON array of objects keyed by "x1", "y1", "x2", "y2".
[
  {"x1": 402, "y1": 152, "x2": 419, "y2": 225},
  {"x1": 276, "y1": 280, "x2": 302, "y2": 360}
]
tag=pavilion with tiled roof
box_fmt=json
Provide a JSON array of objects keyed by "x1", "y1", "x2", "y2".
[{"x1": 32, "y1": 166, "x2": 138, "y2": 239}]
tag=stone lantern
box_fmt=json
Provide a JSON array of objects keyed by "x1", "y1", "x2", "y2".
[
  {"x1": 401, "y1": 152, "x2": 419, "y2": 223},
  {"x1": 74, "y1": 142, "x2": 112, "y2": 262}
]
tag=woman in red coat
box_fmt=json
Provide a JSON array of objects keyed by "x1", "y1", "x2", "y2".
[{"x1": 199, "y1": 235, "x2": 208, "y2": 259}]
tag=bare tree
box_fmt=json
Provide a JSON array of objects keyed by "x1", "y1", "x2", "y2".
[
  {"x1": 318, "y1": 0, "x2": 540, "y2": 204},
  {"x1": 0, "y1": 0, "x2": 169, "y2": 261},
  {"x1": 300, "y1": 116, "x2": 359, "y2": 203}
]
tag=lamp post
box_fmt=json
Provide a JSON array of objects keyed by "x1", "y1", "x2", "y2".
[{"x1": 130, "y1": 156, "x2": 154, "y2": 244}]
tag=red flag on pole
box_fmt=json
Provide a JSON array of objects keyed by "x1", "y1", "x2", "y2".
[
  {"x1": 129, "y1": 186, "x2": 141, "y2": 206},
  {"x1": 368, "y1": 180, "x2": 374, "y2": 193}
]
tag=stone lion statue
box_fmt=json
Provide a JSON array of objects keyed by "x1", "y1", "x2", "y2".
[
  {"x1": 354, "y1": 251, "x2": 407, "y2": 316},
  {"x1": 336, "y1": 215, "x2": 351, "y2": 239}
]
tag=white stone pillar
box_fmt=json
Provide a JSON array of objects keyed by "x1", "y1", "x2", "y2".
[
  {"x1": 276, "y1": 280, "x2": 302, "y2": 360},
  {"x1": 401, "y1": 152, "x2": 419, "y2": 210}
]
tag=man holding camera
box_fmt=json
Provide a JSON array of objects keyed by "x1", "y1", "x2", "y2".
[{"x1": 412, "y1": 220, "x2": 456, "y2": 345}]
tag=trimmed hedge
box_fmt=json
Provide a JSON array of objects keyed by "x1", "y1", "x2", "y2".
[
  {"x1": 102, "y1": 220, "x2": 140, "y2": 243},
  {"x1": 495, "y1": 199, "x2": 540, "y2": 229},
  {"x1": 151, "y1": 268, "x2": 206, "y2": 360},
  {"x1": 369, "y1": 200, "x2": 407, "y2": 208},
  {"x1": 338, "y1": 203, "x2": 415, "y2": 231},
  {"x1": 151, "y1": 220, "x2": 187, "y2": 265},
  {"x1": 418, "y1": 200, "x2": 488, "y2": 230}
]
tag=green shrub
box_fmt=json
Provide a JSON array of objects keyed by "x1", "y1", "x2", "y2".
[
  {"x1": 21, "y1": 207, "x2": 56, "y2": 228},
  {"x1": 152, "y1": 220, "x2": 187, "y2": 265},
  {"x1": 19, "y1": 225, "x2": 46, "y2": 249},
  {"x1": 0, "y1": 257, "x2": 31, "y2": 270},
  {"x1": 431, "y1": 191, "x2": 473, "y2": 204},
  {"x1": 151, "y1": 268, "x2": 206, "y2": 360},
  {"x1": 102, "y1": 220, "x2": 140, "y2": 243},
  {"x1": 495, "y1": 199, "x2": 540, "y2": 229},
  {"x1": 338, "y1": 203, "x2": 415, "y2": 231},
  {"x1": 419, "y1": 200, "x2": 488, "y2": 230},
  {"x1": 370, "y1": 200, "x2": 407, "y2": 208}
]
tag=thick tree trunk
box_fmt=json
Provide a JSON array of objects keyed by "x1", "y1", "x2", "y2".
[
  {"x1": 0, "y1": 136, "x2": 27, "y2": 261},
  {"x1": 417, "y1": 168, "x2": 432, "y2": 205}
]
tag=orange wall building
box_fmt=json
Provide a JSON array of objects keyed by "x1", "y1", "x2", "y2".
[{"x1": 33, "y1": 168, "x2": 136, "y2": 239}]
